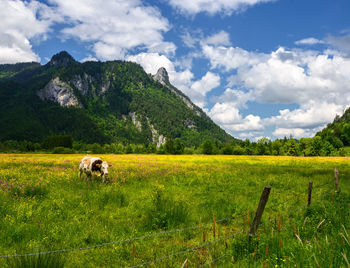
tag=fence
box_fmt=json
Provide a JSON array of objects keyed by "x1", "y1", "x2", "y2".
[{"x1": 0, "y1": 167, "x2": 344, "y2": 267}]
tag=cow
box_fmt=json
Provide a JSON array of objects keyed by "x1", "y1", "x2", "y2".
[{"x1": 79, "y1": 156, "x2": 111, "y2": 183}]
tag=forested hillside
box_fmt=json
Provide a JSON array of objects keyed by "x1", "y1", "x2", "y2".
[
  {"x1": 0, "y1": 51, "x2": 233, "y2": 147},
  {"x1": 316, "y1": 107, "x2": 350, "y2": 148}
]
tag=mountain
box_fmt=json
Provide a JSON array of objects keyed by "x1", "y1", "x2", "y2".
[{"x1": 0, "y1": 51, "x2": 233, "y2": 146}]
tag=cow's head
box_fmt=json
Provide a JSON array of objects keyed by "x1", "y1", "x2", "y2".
[
  {"x1": 82, "y1": 163, "x2": 89, "y2": 172},
  {"x1": 100, "y1": 161, "x2": 111, "y2": 178}
]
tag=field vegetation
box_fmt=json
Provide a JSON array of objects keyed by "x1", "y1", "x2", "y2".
[{"x1": 0, "y1": 154, "x2": 349, "y2": 267}]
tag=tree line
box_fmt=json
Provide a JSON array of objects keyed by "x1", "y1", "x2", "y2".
[{"x1": 0, "y1": 135, "x2": 346, "y2": 156}]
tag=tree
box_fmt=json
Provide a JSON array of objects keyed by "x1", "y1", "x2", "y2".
[
  {"x1": 165, "y1": 137, "x2": 175, "y2": 154},
  {"x1": 286, "y1": 138, "x2": 298, "y2": 156},
  {"x1": 257, "y1": 138, "x2": 270, "y2": 155},
  {"x1": 202, "y1": 140, "x2": 213, "y2": 155},
  {"x1": 173, "y1": 138, "x2": 184, "y2": 154},
  {"x1": 311, "y1": 136, "x2": 322, "y2": 156},
  {"x1": 298, "y1": 138, "x2": 312, "y2": 156},
  {"x1": 320, "y1": 141, "x2": 334, "y2": 156},
  {"x1": 221, "y1": 144, "x2": 233, "y2": 155}
]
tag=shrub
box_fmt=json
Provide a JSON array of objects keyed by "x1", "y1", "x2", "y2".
[{"x1": 52, "y1": 147, "x2": 74, "y2": 154}]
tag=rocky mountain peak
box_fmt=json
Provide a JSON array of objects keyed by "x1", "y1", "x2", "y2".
[
  {"x1": 47, "y1": 51, "x2": 76, "y2": 67},
  {"x1": 153, "y1": 67, "x2": 169, "y2": 86}
]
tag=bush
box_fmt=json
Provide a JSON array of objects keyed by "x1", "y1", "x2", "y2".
[
  {"x1": 183, "y1": 147, "x2": 195, "y2": 155},
  {"x1": 52, "y1": 147, "x2": 74, "y2": 154}
]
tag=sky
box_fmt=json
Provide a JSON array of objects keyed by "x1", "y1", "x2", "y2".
[{"x1": 1, "y1": 0, "x2": 350, "y2": 141}]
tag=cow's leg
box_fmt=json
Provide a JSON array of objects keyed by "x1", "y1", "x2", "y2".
[{"x1": 78, "y1": 169, "x2": 82, "y2": 179}]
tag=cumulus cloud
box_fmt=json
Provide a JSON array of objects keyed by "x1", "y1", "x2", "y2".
[
  {"x1": 168, "y1": 0, "x2": 276, "y2": 15},
  {"x1": 49, "y1": 0, "x2": 174, "y2": 60},
  {"x1": 189, "y1": 72, "x2": 220, "y2": 107},
  {"x1": 203, "y1": 45, "x2": 267, "y2": 71},
  {"x1": 272, "y1": 127, "x2": 322, "y2": 139},
  {"x1": 208, "y1": 100, "x2": 264, "y2": 137},
  {"x1": 210, "y1": 88, "x2": 253, "y2": 109},
  {"x1": 204, "y1": 45, "x2": 350, "y2": 105},
  {"x1": 205, "y1": 31, "x2": 231, "y2": 46},
  {"x1": 264, "y1": 102, "x2": 343, "y2": 130},
  {"x1": 0, "y1": 0, "x2": 52, "y2": 63},
  {"x1": 203, "y1": 42, "x2": 350, "y2": 139}
]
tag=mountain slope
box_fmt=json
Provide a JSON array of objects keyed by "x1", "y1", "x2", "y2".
[
  {"x1": 315, "y1": 107, "x2": 350, "y2": 148},
  {"x1": 0, "y1": 51, "x2": 233, "y2": 146}
]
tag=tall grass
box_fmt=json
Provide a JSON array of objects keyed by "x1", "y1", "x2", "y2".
[{"x1": 6, "y1": 253, "x2": 65, "y2": 268}]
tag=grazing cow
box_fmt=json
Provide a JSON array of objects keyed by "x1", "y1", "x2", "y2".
[{"x1": 79, "y1": 156, "x2": 111, "y2": 183}]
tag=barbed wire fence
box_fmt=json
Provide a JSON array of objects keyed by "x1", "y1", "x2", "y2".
[
  {"x1": 132, "y1": 182, "x2": 335, "y2": 268},
  {"x1": 199, "y1": 187, "x2": 336, "y2": 267},
  {"x1": 0, "y1": 167, "x2": 341, "y2": 267}
]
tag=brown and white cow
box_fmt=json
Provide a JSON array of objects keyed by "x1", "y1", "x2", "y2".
[{"x1": 79, "y1": 156, "x2": 111, "y2": 183}]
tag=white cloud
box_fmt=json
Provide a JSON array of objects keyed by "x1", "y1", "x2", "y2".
[
  {"x1": 168, "y1": 0, "x2": 276, "y2": 15},
  {"x1": 48, "y1": 0, "x2": 174, "y2": 60},
  {"x1": 264, "y1": 102, "x2": 343, "y2": 130},
  {"x1": 0, "y1": 0, "x2": 52, "y2": 63},
  {"x1": 189, "y1": 72, "x2": 220, "y2": 107},
  {"x1": 80, "y1": 55, "x2": 98, "y2": 63},
  {"x1": 295, "y1": 38, "x2": 325, "y2": 45},
  {"x1": 208, "y1": 102, "x2": 241, "y2": 124},
  {"x1": 205, "y1": 31, "x2": 231, "y2": 46},
  {"x1": 272, "y1": 127, "x2": 321, "y2": 139},
  {"x1": 208, "y1": 102, "x2": 264, "y2": 136},
  {"x1": 205, "y1": 45, "x2": 350, "y2": 105},
  {"x1": 127, "y1": 52, "x2": 177, "y2": 75},
  {"x1": 202, "y1": 45, "x2": 267, "y2": 71},
  {"x1": 203, "y1": 42, "x2": 350, "y2": 139},
  {"x1": 210, "y1": 88, "x2": 253, "y2": 109},
  {"x1": 180, "y1": 31, "x2": 201, "y2": 48},
  {"x1": 325, "y1": 33, "x2": 350, "y2": 55}
]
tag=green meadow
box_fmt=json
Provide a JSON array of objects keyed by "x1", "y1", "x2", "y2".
[{"x1": 0, "y1": 154, "x2": 349, "y2": 267}]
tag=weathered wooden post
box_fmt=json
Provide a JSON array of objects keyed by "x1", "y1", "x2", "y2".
[
  {"x1": 249, "y1": 186, "x2": 271, "y2": 235},
  {"x1": 334, "y1": 167, "x2": 339, "y2": 190},
  {"x1": 213, "y1": 214, "x2": 216, "y2": 238},
  {"x1": 308, "y1": 181, "x2": 313, "y2": 207}
]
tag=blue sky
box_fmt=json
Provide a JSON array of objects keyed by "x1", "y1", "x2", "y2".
[{"x1": 1, "y1": 0, "x2": 350, "y2": 140}]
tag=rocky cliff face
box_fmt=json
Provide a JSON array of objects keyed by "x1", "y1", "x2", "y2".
[
  {"x1": 153, "y1": 67, "x2": 170, "y2": 86},
  {"x1": 37, "y1": 77, "x2": 81, "y2": 107}
]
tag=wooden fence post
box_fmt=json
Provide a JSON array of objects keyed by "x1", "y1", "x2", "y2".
[
  {"x1": 308, "y1": 181, "x2": 313, "y2": 207},
  {"x1": 213, "y1": 214, "x2": 216, "y2": 238},
  {"x1": 249, "y1": 186, "x2": 271, "y2": 235},
  {"x1": 334, "y1": 167, "x2": 339, "y2": 190}
]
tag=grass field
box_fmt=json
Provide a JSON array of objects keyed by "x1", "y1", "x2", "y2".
[{"x1": 0, "y1": 154, "x2": 349, "y2": 267}]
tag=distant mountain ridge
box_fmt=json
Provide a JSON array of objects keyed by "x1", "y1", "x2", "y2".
[{"x1": 0, "y1": 51, "x2": 233, "y2": 146}]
